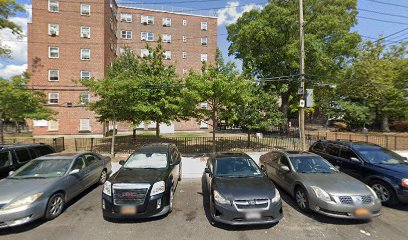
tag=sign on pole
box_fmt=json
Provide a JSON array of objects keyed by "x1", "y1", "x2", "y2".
[{"x1": 305, "y1": 89, "x2": 314, "y2": 108}]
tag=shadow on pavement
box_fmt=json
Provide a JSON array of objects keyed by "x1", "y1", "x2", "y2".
[{"x1": 199, "y1": 173, "x2": 278, "y2": 231}]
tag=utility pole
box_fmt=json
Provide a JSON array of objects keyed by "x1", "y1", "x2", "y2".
[{"x1": 299, "y1": 0, "x2": 306, "y2": 151}]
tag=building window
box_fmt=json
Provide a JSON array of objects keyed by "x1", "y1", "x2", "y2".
[
  {"x1": 48, "y1": 24, "x2": 59, "y2": 36},
  {"x1": 49, "y1": 47, "x2": 59, "y2": 58},
  {"x1": 80, "y1": 26, "x2": 91, "y2": 38},
  {"x1": 200, "y1": 102, "x2": 208, "y2": 109},
  {"x1": 201, "y1": 37, "x2": 208, "y2": 45},
  {"x1": 48, "y1": 92, "x2": 59, "y2": 104},
  {"x1": 182, "y1": 19, "x2": 187, "y2": 26},
  {"x1": 140, "y1": 49, "x2": 149, "y2": 57},
  {"x1": 162, "y1": 34, "x2": 171, "y2": 43},
  {"x1": 80, "y1": 93, "x2": 90, "y2": 104},
  {"x1": 81, "y1": 71, "x2": 91, "y2": 80},
  {"x1": 183, "y1": 69, "x2": 187, "y2": 75},
  {"x1": 48, "y1": 120, "x2": 59, "y2": 131},
  {"x1": 48, "y1": 0, "x2": 59, "y2": 12},
  {"x1": 201, "y1": 53, "x2": 208, "y2": 62},
  {"x1": 120, "y1": 13, "x2": 132, "y2": 22},
  {"x1": 121, "y1": 30, "x2": 132, "y2": 39},
  {"x1": 201, "y1": 22, "x2": 208, "y2": 31},
  {"x1": 141, "y1": 15, "x2": 154, "y2": 25},
  {"x1": 162, "y1": 17, "x2": 171, "y2": 27},
  {"x1": 80, "y1": 4, "x2": 91, "y2": 16},
  {"x1": 48, "y1": 70, "x2": 59, "y2": 81},
  {"x1": 182, "y1": 52, "x2": 187, "y2": 59},
  {"x1": 200, "y1": 121, "x2": 208, "y2": 129},
  {"x1": 164, "y1": 51, "x2": 171, "y2": 60},
  {"x1": 81, "y1": 48, "x2": 91, "y2": 60},
  {"x1": 182, "y1": 36, "x2": 187, "y2": 43},
  {"x1": 79, "y1": 119, "x2": 91, "y2": 131},
  {"x1": 141, "y1": 32, "x2": 154, "y2": 41}
]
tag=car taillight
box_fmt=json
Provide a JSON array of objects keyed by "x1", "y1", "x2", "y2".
[{"x1": 402, "y1": 179, "x2": 408, "y2": 188}]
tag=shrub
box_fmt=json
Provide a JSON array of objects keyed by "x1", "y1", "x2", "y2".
[
  {"x1": 333, "y1": 122, "x2": 348, "y2": 131},
  {"x1": 391, "y1": 121, "x2": 408, "y2": 132}
]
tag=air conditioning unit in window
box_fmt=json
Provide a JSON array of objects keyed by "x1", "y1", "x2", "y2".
[
  {"x1": 201, "y1": 41, "x2": 207, "y2": 46},
  {"x1": 163, "y1": 39, "x2": 171, "y2": 43},
  {"x1": 82, "y1": 33, "x2": 90, "y2": 39},
  {"x1": 50, "y1": 31, "x2": 58, "y2": 37},
  {"x1": 141, "y1": 36, "x2": 147, "y2": 41},
  {"x1": 82, "y1": 10, "x2": 90, "y2": 16},
  {"x1": 163, "y1": 22, "x2": 171, "y2": 27}
]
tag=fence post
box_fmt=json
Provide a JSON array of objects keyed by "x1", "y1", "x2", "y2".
[
  {"x1": 395, "y1": 136, "x2": 397, "y2": 150},
  {"x1": 62, "y1": 137, "x2": 65, "y2": 151},
  {"x1": 90, "y1": 138, "x2": 94, "y2": 152},
  {"x1": 386, "y1": 136, "x2": 389, "y2": 149},
  {"x1": 366, "y1": 134, "x2": 368, "y2": 143},
  {"x1": 74, "y1": 138, "x2": 77, "y2": 152},
  {"x1": 53, "y1": 138, "x2": 57, "y2": 149}
]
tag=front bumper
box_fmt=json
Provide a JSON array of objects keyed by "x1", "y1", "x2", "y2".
[
  {"x1": 0, "y1": 200, "x2": 47, "y2": 229},
  {"x1": 396, "y1": 189, "x2": 408, "y2": 204},
  {"x1": 309, "y1": 197, "x2": 382, "y2": 219},
  {"x1": 211, "y1": 200, "x2": 283, "y2": 225},
  {"x1": 102, "y1": 193, "x2": 169, "y2": 219}
]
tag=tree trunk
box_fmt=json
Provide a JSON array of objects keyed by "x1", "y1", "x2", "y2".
[
  {"x1": 381, "y1": 114, "x2": 390, "y2": 132},
  {"x1": 155, "y1": 121, "x2": 160, "y2": 137},
  {"x1": 132, "y1": 120, "x2": 137, "y2": 140},
  {"x1": 247, "y1": 130, "x2": 251, "y2": 148},
  {"x1": 110, "y1": 119, "x2": 116, "y2": 156},
  {"x1": 15, "y1": 121, "x2": 21, "y2": 133},
  {"x1": 280, "y1": 92, "x2": 290, "y2": 134},
  {"x1": 212, "y1": 109, "x2": 217, "y2": 153},
  {"x1": 0, "y1": 111, "x2": 4, "y2": 144}
]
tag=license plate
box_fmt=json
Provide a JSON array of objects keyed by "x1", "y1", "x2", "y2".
[
  {"x1": 120, "y1": 206, "x2": 136, "y2": 215},
  {"x1": 354, "y1": 208, "x2": 369, "y2": 217},
  {"x1": 245, "y1": 212, "x2": 262, "y2": 220}
]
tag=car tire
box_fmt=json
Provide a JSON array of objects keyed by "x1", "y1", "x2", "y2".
[
  {"x1": 98, "y1": 169, "x2": 108, "y2": 184},
  {"x1": 295, "y1": 187, "x2": 310, "y2": 212},
  {"x1": 44, "y1": 193, "x2": 65, "y2": 220},
  {"x1": 168, "y1": 186, "x2": 174, "y2": 213},
  {"x1": 370, "y1": 180, "x2": 398, "y2": 206}
]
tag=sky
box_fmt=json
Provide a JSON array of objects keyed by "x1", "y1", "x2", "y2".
[{"x1": 0, "y1": 0, "x2": 407, "y2": 78}]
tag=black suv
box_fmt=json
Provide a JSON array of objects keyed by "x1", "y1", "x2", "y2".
[
  {"x1": 102, "y1": 143, "x2": 182, "y2": 220},
  {"x1": 310, "y1": 140, "x2": 408, "y2": 205},
  {"x1": 0, "y1": 143, "x2": 56, "y2": 179}
]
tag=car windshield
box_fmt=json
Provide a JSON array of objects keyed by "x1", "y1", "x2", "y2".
[
  {"x1": 356, "y1": 147, "x2": 408, "y2": 165},
  {"x1": 124, "y1": 153, "x2": 168, "y2": 169},
  {"x1": 9, "y1": 159, "x2": 72, "y2": 179},
  {"x1": 215, "y1": 157, "x2": 262, "y2": 178},
  {"x1": 290, "y1": 156, "x2": 337, "y2": 174}
]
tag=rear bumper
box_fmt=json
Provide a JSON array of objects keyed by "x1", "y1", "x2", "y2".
[
  {"x1": 0, "y1": 200, "x2": 47, "y2": 229},
  {"x1": 211, "y1": 200, "x2": 283, "y2": 226},
  {"x1": 310, "y1": 198, "x2": 382, "y2": 219}
]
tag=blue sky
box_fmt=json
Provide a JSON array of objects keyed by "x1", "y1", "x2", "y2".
[{"x1": 0, "y1": 0, "x2": 407, "y2": 78}]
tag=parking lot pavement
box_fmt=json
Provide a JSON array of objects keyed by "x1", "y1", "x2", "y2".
[{"x1": 1, "y1": 178, "x2": 408, "y2": 240}]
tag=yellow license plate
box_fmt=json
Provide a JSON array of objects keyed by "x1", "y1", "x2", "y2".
[
  {"x1": 120, "y1": 206, "x2": 136, "y2": 215},
  {"x1": 354, "y1": 208, "x2": 369, "y2": 216}
]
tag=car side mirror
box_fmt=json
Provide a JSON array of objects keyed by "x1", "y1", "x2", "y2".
[
  {"x1": 350, "y1": 157, "x2": 362, "y2": 164},
  {"x1": 119, "y1": 160, "x2": 126, "y2": 166},
  {"x1": 205, "y1": 167, "x2": 212, "y2": 175},
  {"x1": 8, "y1": 171, "x2": 14, "y2": 176},
  {"x1": 281, "y1": 166, "x2": 290, "y2": 172},
  {"x1": 69, "y1": 169, "x2": 80, "y2": 175}
]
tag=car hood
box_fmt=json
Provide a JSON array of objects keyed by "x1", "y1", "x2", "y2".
[
  {"x1": 374, "y1": 163, "x2": 408, "y2": 175},
  {"x1": 109, "y1": 167, "x2": 168, "y2": 184},
  {"x1": 214, "y1": 177, "x2": 276, "y2": 200},
  {"x1": 299, "y1": 172, "x2": 371, "y2": 196},
  {"x1": 0, "y1": 178, "x2": 57, "y2": 205}
]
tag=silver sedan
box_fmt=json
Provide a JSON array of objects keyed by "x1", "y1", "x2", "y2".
[
  {"x1": 259, "y1": 151, "x2": 381, "y2": 219},
  {"x1": 0, "y1": 152, "x2": 111, "y2": 228}
]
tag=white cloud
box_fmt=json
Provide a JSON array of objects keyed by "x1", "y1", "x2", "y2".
[
  {"x1": 217, "y1": 1, "x2": 264, "y2": 26},
  {"x1": 0, "y1": 64, "x2": 27, "y2": 78}
]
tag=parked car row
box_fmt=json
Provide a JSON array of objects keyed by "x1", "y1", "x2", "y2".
[{"x1": 0, "y1": 140, "x2": 407, "y2": 229}]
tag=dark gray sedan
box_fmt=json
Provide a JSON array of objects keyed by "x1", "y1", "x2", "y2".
[
  {"x1": 260, "y1": 151, "x2": 381, "y2": 219},
  {"x1": 0, "y1": 152, "x2": 111, "y2": 228}
]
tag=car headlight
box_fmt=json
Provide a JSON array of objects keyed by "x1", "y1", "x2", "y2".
[
  {"x1": 271, "y1": 189, "x2": 281, "y2": 204},
  {"x1": 402, "y1": 179, "x2": 408, "y2": 188},
  {"x1": 310, "y1": 186, "x2": 332, "y2": 202},
  {"x1": 4, "y1": 193, "x2": 43, "y2": 210},
  {"x1": 103, "y1": 181, "x2": 112, "y2": 196},
  {"x1": 213, "y1": 190, "x2": 230, "y2": 205},
  {"x1": 366, "y1": 186, "x2": 378, "y2": 199},
  {"x1": 150, "y1": 181, "x2": 165, "y2": 196}
]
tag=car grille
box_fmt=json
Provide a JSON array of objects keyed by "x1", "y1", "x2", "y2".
[
  {"x1": 233, "y1": 199, "x2": 270, "y2": 212},
  {"x1": 338, "y1": 195, "x2": 373, "y2": 205},
  {"x1": 112, "y1": 183, "x2": 150, "y2": 206}
]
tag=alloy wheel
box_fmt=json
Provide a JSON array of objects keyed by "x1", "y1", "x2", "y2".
[
  {"x1": 49, "y1": 196, "x2": 64, "y2": 217},
  {"x1": 296, "y1": 190, "x2": 307, "y2": 210},
  {"x1": 99, "y1": 170, "x2": 107, "y2": 184},
  {"x1": 372, "y1": 183, "x2": 390, "y2": 202}
]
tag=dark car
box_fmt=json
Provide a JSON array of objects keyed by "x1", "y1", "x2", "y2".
[
  {"x1": 0, "y1": 152, "x2": 111, "y2": 228},
  {"x1": 0, "y1": 144, "x2": 56, "y2": 179},
  {"x1": 205, "y1": 152, "x2": 283, "y2": 225},
  {"x1": 102, "y1": 143, "x2": 182, "y2": 220},
  {"x1": 310, "y1": 140, "x2": 408, "y2": 205}
]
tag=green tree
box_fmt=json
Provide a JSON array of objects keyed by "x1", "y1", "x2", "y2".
[
  {"x1": 0, "y1": 0, "x2": 24, "y2": 57},
  {"x1": 227, "y1": 0, "x2": 360, "y2": 129},
  {"x1": 334, "y1": 100, "x2": 371, "y2": 130},
  {"x1": 0, "y1": 73, "x2": 55, "y2": 143}
]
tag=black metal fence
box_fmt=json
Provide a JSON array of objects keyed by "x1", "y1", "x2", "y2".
[
  {"x1": 3, "y1": 137, "x2": 65, "y2": 152},
  {"x1": 74, "y1": 135, "x2": 303, "y2": 154}
]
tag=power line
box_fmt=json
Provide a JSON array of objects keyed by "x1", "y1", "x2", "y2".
[
  {"x1": 365, "y1": 0, "x2": 408, "y2": 9},
  {"x1": 357, "y1": 8, "x2": 408, "y2": 19},
  {"x1": 358, "y1": 16, "x2": 408, "y2": 26}
]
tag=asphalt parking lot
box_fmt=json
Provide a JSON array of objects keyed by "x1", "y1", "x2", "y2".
[{"x1": 1, "y1": 177, "x2": 408, "y2": 240}]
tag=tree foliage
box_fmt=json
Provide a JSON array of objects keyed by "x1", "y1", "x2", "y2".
[{"x1": 0, "y1": 0, "x2": 24, "y2": 57}]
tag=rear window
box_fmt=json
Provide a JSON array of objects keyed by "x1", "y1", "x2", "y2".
[
  {"x1": 15, "y1": 148, "x2": 32, "y2": 163},
  {"x1": 312, "y1": 142, "x2": 325, "y2": 152},
  {"x1": 325, "y1": 144, "x2": 341, "y2": 157}
]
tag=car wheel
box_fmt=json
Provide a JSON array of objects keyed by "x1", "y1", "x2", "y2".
[
  {"x1": 45, "y1": 193, "x2": 65, "y2": 220},
  {"x1": 98, "y1": 169, "x2": 108, "y2": 184},
  {"x1": 295, "y1": 187, "x2": 310, "y2": 212},
  {"x1": 371, "y1": 181, "x2": 397, "y2": 205},
  {"x1": 168, "y1": 186, "x2": 174, "y2": 213}
]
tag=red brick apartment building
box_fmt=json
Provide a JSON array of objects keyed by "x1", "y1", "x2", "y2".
[{"x1": 27, "y1": 0, "x2": 217, "y2": 136}]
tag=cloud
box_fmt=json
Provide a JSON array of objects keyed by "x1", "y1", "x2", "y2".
[
  {"x1": 217, "y1": 1, "x2": 264, "y2": 26},
  {"x1": 0, "y1": 64, "x2": 27, "y2": 78}
]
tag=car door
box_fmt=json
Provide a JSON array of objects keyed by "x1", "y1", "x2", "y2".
[
  {"x1": 338, "y1": 146, "x2": 365, "y2": 180},
  {"x1": 65, "y1": 156, "x2": 88, "y2": 199},
  {"x1": 263, "y1": 153, "x2": 279, "y2": 180},
  {"x1": 0, "y1": 151, "x2": 14, "y2": 179},
  {"x1": 84, "y1": 153, "x2": 104, "y2": 185},
  {"x1": 276, "y1": 154, "x2": 293, "y2": 192}
]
